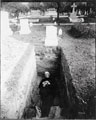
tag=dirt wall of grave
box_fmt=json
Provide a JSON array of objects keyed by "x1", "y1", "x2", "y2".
[{"x1": 1, "y1": 36, "x2": 37, "y2": 119}]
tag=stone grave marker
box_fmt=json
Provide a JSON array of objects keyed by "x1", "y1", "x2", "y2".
[
  {"x1": 45, "y1": 26, "x2": 58, "y2": 46},
  {"x1": 19, "y1": 19, "x2": 31, "y2": 34},
  {"x1": 58, "y1": 28, "x2": 62, "y2": 36},
  {"x1": 29, "y1": 22, "x2": 33, "y2": 27},
  {"x1": 78, "y1": 10, "x2": 81, "y2": 15},
  {"x1": 69, "y1": 3, "x2": 84, "y2": 23},
  {"x1": 1, "y1": 10, "x2": 13, "y2": 38},
  {"x1": 70, "y1": 3, "x2": 77, "y2": 20},
  {"x1": 84, "y1": 11, "x2": 87, "y2": 15},
  {"x1": 71, "y1": 3, "x2": 77, "y2": 14}
]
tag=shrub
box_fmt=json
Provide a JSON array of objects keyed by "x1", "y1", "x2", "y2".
[
  {"x1": 88, "y1": 13, "x2": 96, "y2": 18},
  {"x1": 84, "y1": 17, "x2": 96, "y2": 23},
  {"x1": 68, "y1": 23, "x2": 96, "y2": 38},
  {"x1": 55, "y1": 17, "x2": 70, "y2": 23}
]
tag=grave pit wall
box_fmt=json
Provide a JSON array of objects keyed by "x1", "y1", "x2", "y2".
[{"x1": 1, "y1": 36, "x2": 37, "y2": 119}]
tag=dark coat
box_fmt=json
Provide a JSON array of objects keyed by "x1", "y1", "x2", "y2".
[{"x1": 39, "y1": 77, "x2": 58, "y2": 98}]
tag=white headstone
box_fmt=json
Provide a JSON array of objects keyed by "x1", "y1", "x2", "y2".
[
  {"x1": 53, "y1": 17, "x2": 55, "y2": 21},
  {"x1": 54, "y1": 21, "x2": 57, "y2": 25},
  {"x1": 19, "y1": 19, "x2": 31, "y2": 34},
  {"x1": 45, "y1": 26, "x2": 58, "y2": 46},
  {"x1": 29, "y1": 22, "x2": 33, "y2": 27},
  {"x1": 1, "y1": 11, "x2": 13, "y2": 38},
  {"x1": 58, "y1": 28, "x2": 62, "y2": 36}
]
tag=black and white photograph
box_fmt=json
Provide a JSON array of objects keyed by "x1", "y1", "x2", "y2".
[{"x1": 1, "y1": 0, "x2": 96, "y2": 119}]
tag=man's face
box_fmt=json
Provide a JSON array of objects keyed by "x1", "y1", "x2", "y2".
[{"x1": 45, "y1": 72, "x2": 50, "y2": 78}]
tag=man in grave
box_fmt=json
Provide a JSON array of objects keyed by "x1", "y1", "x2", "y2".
[{"x1": 39, "y1": 71, "x2": 58, "y2": 118}]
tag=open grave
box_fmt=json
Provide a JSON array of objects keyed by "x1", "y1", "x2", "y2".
[
  {"x1": 22, "y1": 45, "x2": 79, "y2": 119},
  {"x1": 21, "y1": 25, "x2": 96, "y2": 119}
]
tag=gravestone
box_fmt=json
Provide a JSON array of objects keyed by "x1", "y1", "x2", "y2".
[
  {"x1": 78, "y1": 10, "x2": 81, "y2": 15},
  {"x1": 71, "y1": 3, "x2": 77, "y2": 14},
  {"x1": 84, "y1": 11, "x2": 87, "y2": 15},
  {"x1": 70, "y1": 3, "x2": 77, "y2": 20},
  {"x1": 58, "y1": 28, "x2": 62, "y2": 36},
  {"x1": 19, "y1": 19, "x2": 31, "y2": 34},
  {"x1": 45, "y1": 8, "x2": 57, "y2": 17},
  {"x1": 1, "y1": 10, "x2": 13, "y2": 38},
  {"x1": 69, "y1": 3, "x2": 84, "y2": 22},
  {"x1": 54, "y1": 21, "x2": 57, "y2": 25},
  {"x1": 45, "y1": 26, "x2": 58, "y2": 46},
  {"x1": 29, "y1": 22, "x2": 33, "y2": 27}
]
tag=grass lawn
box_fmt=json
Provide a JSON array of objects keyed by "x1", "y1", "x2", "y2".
[
  {"x1": 58, "y1": 26, "x2": 95, "y2": 99},
  {"x1": 68, "y1": 23, "x2": 96, "y2": 38}
]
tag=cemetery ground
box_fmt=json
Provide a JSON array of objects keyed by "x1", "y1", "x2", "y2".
[{"x1": 12, "y1": 24, "x2": 95, "y2": 119}]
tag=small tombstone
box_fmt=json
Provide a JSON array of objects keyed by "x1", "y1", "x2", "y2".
[
  {"x1": 58, "y1": 28, "x2": 62, "y2": 36},
  {"x1": 1, "y1": 10, "x2": 13, "y2": 38},
  {"x1": 45, "y1": 26, "x2": 58, "y2": 46},
  {"x1": 90, "y1": 8, "x2": 92, "y2": 13},
  {"x1": 19, "y1": 19, "x2": 31, "y2": 34},
  {"x1": 29, "y1": 22, "x2": 33, "y2": 27},
  {"x1": 78, "y1": 10, "x2": 81, "y2": 15},
  {"x1": 53, "y1": 17, "x2": 55, "y2": 21},
  {"x1": 54, "y1": 21, "x2": 57, "y2": 25}
]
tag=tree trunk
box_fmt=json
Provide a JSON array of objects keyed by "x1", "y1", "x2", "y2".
[{"x1": 57, "y1": 2, "x2": 60, "y2": 25}]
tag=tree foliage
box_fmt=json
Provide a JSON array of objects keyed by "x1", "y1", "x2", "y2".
[
  {"x1": 1, "y1": 1, "x2": 96, "y2": 18},
  {"x1": 1, "y1": 2, "x2": 29, "y2": 13}
]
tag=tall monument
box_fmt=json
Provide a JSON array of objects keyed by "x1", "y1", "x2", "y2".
[
  {"x1": 70, "y1": 3, "x2": 77, "y2": 19},
  {"x1": 69, "y1": 3, "x2": 84, "y2": 23},
  {"x1": 71, "y1": 3, "x2": 77, "y2": 14}
]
